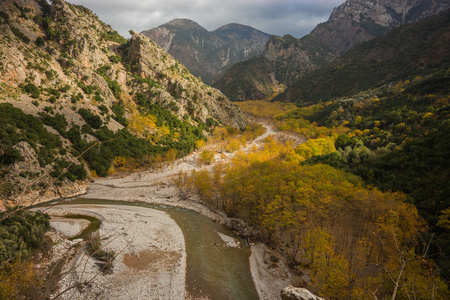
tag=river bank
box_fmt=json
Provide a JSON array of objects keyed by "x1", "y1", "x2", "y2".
[
  {"x1": 43, "y1": 204, "x2": 186, "y2": 299},
  {"x1": 40, "y1": 124, "x2": 302, "y2": 299}
]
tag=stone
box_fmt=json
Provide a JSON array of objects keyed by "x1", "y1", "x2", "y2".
[{"x1": 281, "y1": 285, "x2": 325, "y2": 300}]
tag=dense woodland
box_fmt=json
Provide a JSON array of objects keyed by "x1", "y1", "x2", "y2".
[{"x1": 173, "y1": 70, "x2": 450, "y2": 298}]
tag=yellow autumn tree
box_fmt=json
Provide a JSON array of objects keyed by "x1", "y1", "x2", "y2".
[{"x1": 127, "y1": 113, "x2": 157, "y2": 139}]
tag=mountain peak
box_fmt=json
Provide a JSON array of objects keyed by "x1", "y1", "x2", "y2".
[
  {"x1": 312, "y1": 0, "x2": 450, "y2": 53},
  {"x1": 214, "y1": 23, "x2": 253, "y2": 31},
  {"x1": 142, "y1": 20, "x2": 270, "y2": 84},
  {"x1": 164, "y1": 18, "x2": 205, "y2": 30}
]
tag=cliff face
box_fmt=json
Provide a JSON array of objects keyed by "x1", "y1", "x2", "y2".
[
  {"x1": 0, "y1": 0, "x2": 246, "y2": 205},
  {"x1": 141, "y1": 19, "x2": 271, "y2": 84},
  {"x1": 310, "y1": 0, "x2": 450, "y2": 53},
  {"x1": 126, "y1": 33, "x2": 247, "y2": 129},
  {"x1": 278, "y1": 8, "x2": 450, "y2": 104},
  {"x1": 215, "y1": 0, "x2": 450, "y2": 101}
]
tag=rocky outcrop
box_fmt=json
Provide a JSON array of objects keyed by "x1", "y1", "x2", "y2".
[
  {"x1": 142, "y1": 19, "x2": 271, "y2": 84},
  {"x1": 126, "y1": 33, "x2": 247, "y2": 129},
  {"x1": 281, "y1": 286, "x2": 324, "y2": 300},
  {"x1": 0, "y1": 0, "x2": 247, "y2": 206},
  {"x1": 310, "y1": 0, "x2": 450, "y2": 54},
  {"x1": 278, "y1": 8, "x2": 450, "y2": 104}
]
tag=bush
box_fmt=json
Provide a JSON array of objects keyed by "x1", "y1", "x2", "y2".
[
  {"x1": 0, "y1": 210, "x2": 50, "y2": 262},
  {"x1": 35, "y1": 36, "x2": 45, "y2": 47},
  {"x1": 78, "y1": 108, "x2": 102, "y2": 129},
  {"x1": 23, "y1": 83, "x2": 40, "y2": 99}
]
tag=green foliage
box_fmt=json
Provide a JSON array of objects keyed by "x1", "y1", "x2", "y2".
[
  {"x1": 100, "y1": 30, "x2": 127, "y2": 44},
  {"x1": 109, "y1": 55, "x2": 122, "y2": 64},
  {"x1": 50, "y1": 158, "x2": 87, "y2": 182},
  {"x1": 86, "y1": 232, "x2": 115, "y2": 273},
  {"x1": 0, "y1": 149, "x2": 23, "y2": 165},
  {"x1": 0, "y1": 104, "x2": 62, "y2": 170},
  {"x1": 111, "y1": 103, "x2": 127, "y2": 126},
  {"x1": 98, "y1": 104, "x2": 108, "y2": 115},
  {"x1": 0, "y1": 210, "x2": 50, "y2": 262},
  {"x1": 22, "y1": 83, "x2": 40, "y2": 99},
  {"x1": 279, "y1": 10, "x2": 450, "y2": 104},
  {"x1": 96, "y1": 65, "x2": 121, "y2": 99},
  {"x1": 0, "y1": 11, "x2": 10, "y2": 24},
  {"x1": 35, "y1": 36, "x2": 45, "y2": 47},
  {"x1": 297, "y1": 73, "x2": 450, "y2": 279},
  {"x1": 38, "y1": 112, "x2": 68, "y2": 134},
  {"x1": 78, "y1": 108, "x2": 102, "y2": 129}
]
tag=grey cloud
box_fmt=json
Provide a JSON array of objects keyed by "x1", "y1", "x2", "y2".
[{"x1": 67, "y1": 0, "x2": 345, "y2": 38}]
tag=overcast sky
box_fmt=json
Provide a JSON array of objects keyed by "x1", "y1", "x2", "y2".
[{"x1": 66, "y1": 0, "x2": 345, "y2": 38}]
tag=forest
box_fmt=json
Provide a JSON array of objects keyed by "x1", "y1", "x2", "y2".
[{"x1": 174, "y1": 71, "x2": 450, "y2": 299}]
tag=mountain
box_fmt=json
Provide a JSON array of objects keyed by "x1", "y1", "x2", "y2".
[
  {"x1": 215, "y1": 0, "x2": 450, "y2": 101},
  {"x1": 0, "y1": 0, "x2": 246, "y2": 205},
  {"x1": 277, "y1": 8, "x2": 450, "y2": 104},
  {"x1": 310, "y1": 0, "x2": 450, "y2": 54},
  {"x1": 213, "y1": 34, "x2": 337, "y2": 101},
  {"x1": 141, "y1": 19, "x2": 271, "y2": 84}
]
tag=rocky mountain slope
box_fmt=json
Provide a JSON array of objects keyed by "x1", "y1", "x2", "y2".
[
  {"x1": 278, "y1": 8, "x2": 450, "y2": 104},
  {"x1": 0, "y1": 0, "x2": 247, "y2": 205},
  {"x1": 213, "y1": 34, "x2": 337, "y2": 101},
  {"x1": 310, "y1": 0, "x2": 450, "y2": 54},
  {"x1": 215, "y1": 0, "x2": 450, "y2": 101},
  {"x1": 141, "y1": 19, "x2": 271, "y2": 85}
]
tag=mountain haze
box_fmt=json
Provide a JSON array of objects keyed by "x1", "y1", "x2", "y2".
[
  {"x1": 215, "y1": 0, "x2": 450, "y2": 101},
  {"x1": 142, "y1": 19, "x2": 271, "y2": 84}
]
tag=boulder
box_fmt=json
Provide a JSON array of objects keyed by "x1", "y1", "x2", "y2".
[{"x1": 281, "y1": 285, "x2": 324, "y2": 300}]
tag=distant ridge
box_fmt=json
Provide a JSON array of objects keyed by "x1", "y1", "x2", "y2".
[
  {"x1": 277, "y1": 8, "x2": 450, "y2": 104},
  {"x1": 142, "y1": 19, "x2": 271, "y2": 84},
  {"x1": 214, "y1": 0, "x2": 450, "y2": 101}
]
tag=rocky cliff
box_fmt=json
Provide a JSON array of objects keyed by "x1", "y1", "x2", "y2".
[
  {"x1": 310, "y1": 0, "x2": 450, "y2": 54},
  {"x1": 141, "y1": 19, "x2": 271, "y2": 84},
  {"x1": 0, "y1": 0, "x2": 247, "y2": 205},
  {"x1": 215, "y1": 0, "x2": 450, "y2": 101},
  {"x1": 278, "y1": 8, "x2": 450, "y2": 104}
]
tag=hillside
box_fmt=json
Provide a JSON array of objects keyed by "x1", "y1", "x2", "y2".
[
  {"x1": 0, "y1": 0, "x2": 247, "y2": 206},
  {"x1": 278, "y1": 9, "x2": 450, "y2": 104},
  {"x1": 213, "y1": 34, "x2": 336, "y2": 101},
  {"x1": 215, "y1": 0, "x2": 449, "y2": 101},
  {"x1": 142, "y1": 19, "x2": 271, "y2": 84}
]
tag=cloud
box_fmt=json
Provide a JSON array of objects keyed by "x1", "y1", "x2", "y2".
[{"x1": 67, "y1": 0, "x2": 345, "y2": 38}]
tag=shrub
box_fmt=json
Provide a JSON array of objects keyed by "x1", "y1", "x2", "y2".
[
  {"x1": 78, "y1": 108, "x2": 102, "y2": 129},
  {"x1": 23, "y1": 83, "x2": 40, "y2": 98}
]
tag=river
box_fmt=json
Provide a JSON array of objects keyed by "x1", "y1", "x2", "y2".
[{"x1": 46, "y1": 198, "x2": 259, "y2": 299}]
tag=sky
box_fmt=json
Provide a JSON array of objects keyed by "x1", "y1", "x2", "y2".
[{"x1": 66, "y1": 0, "x2": 346, "y2": 38}]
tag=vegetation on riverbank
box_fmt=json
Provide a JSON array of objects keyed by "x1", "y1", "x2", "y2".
[
  {"x1": 0, "y1": 209, "x2": 50, "y2": 298},
  {"x1": 237, "y1": 71, "x2": 450, "y2": 280},
  {"x1": 176, "y1": 132, "x2": 449, "y2": 299},
  {"x1": 174, "y1": 72, "x2": 450, "y2": 298}
]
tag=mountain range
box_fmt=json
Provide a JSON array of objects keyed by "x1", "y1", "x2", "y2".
[
  {"x1": 278, "y1": 8, "x2": 450, "y2": 104},
  {"x1": 142, "y1": 19, "x2": 271, "y2": 85},
  {"x1": 214, "y1": 0, "x2": 450, "y2": 101}
]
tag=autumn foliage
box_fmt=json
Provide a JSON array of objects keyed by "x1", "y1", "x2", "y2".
[{"x1": 175, "y1": 136, "x2": 449, "y2": 299}]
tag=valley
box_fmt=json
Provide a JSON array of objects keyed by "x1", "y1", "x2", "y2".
[
  {"x1": 1, "y1": 0, "x2": 450, "y2": 299},
  {"x1": 33, "y1": 122, "x2": 302, "y2": 299}
]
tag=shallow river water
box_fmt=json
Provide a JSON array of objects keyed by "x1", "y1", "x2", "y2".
[{"x1": 47, "y1": 198, "x2": 259, "y2": 300}]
